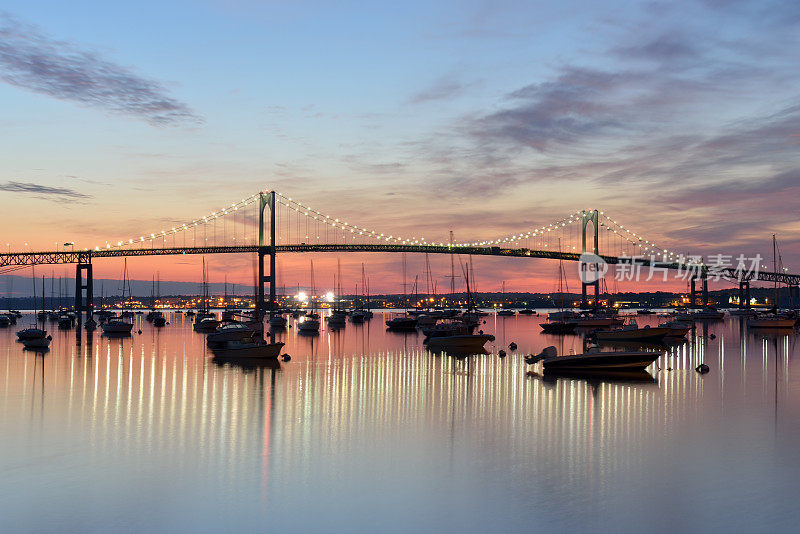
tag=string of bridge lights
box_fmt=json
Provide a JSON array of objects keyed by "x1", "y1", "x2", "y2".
[
  {"x1": 597, "y1": 212, "x2": 688, "y2": 265},
  {"x1": 274, "y1": 192, "x2": 433, "y2": 246},
  {"x1": 91, "y1": 190, "x2": 688, "y2": 265},
  {"x1": 95, "y1": 193, "x2": 261, "y2": 251},
  {"x1": 456, "y1": 210, "x2": 585, "y2": 248}
]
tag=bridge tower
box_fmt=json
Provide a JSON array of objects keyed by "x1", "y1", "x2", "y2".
[
  {"x1": 74, "y1": 253, "x2": 93, "y2": 344},
  {"x1": 580, "y1": 210, "x2": 600, "y2": 309},
  {"x1": 738, "y1": 279, "x2": 751, "y2": 309},
  {"x1": 257, "y1": 191, "x2": 277, "y2": 321}
]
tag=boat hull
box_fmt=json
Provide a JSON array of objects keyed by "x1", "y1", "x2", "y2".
[
  {"x1": 540, "y1": 322, "x2": 576, "y2": 333},
  {"x1": 748, "y1": 318, "x2": 796, "y2": 328},
  {"x1": 425, "y1": 334, "x2": 493, "y2": 352},
  {"x1": 595, "y1": 327, "x2": 671, "y2": 341},
  {"x1": 212, "y1": 342, "x2": 284, "y2": 359},
  {"x1": 542, "y1": 351, "x2": 662, "y2": 371}
]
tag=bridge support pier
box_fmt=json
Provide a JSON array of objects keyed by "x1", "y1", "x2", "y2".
[
  {"x1": 74, "y1": 255, "x2": 93, "y2": 344},
  {"x1": 257, "y1": 192, "x2": 277, "y2": 336}
]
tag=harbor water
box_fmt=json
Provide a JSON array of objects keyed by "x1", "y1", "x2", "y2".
[{"x1": 2, "y1": 311, "x2": 800, "y2": 532}]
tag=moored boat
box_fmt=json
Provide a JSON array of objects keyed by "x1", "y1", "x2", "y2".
[
  {"x1": 526, "y1": 345, "x2": 662, "y2": 371},
  {"x1": 425, "y1": 333, "x2": 494, "y2": 352},
  {"x1": 211, "y1": 339, "x2": 284, "y2": 359},
  {"x1": 102, "y1": 320, "x2": 134, "y2": 335}
]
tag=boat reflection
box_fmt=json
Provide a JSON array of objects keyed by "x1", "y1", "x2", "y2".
[
  {"x1": 426, "y1": 346, "x2": 489, "y2": 359},
  {"x1": 212, "y1": 355, "x2": 282, "y2": 372},
  {"x1": 541, "y1": 368, "x2": 658, "y2": 385}
]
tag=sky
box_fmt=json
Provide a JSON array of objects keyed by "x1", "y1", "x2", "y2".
[{"x1": 1, "y1": 0, "x2": 799, "y2": 296}]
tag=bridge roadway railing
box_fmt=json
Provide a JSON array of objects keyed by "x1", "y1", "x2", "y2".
[{"x1": 1, "y1": 245, "x2": 798, "y2": 285}]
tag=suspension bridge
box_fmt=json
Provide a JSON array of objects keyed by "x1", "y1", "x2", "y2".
[{"x1": 1, "y1": 190, "x2": 798, "y2": 328}]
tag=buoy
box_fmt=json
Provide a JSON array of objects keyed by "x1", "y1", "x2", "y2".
[
  {"x1": 137, "y1": 330, "x2": 142, "y2": 334},
  {"x1": 509, "y1": 342, "x2": 517, "y2": 350},
  {"x1": 710, "y1": 334, "x2": 716, "y2": 340},
  {"x1": 498, "y1": 349, "x2": 506, "y2": 358},
  {"x1": 695, "y1": 363, "x2": 710, "y2": 374},
  {"x1": 281, "y1": 354, "x2": 291, "y2": 362}
]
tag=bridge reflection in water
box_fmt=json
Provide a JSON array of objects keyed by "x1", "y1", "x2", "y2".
[{"x1": 1, "y1": 315, "x2": 798, "y2": 531}]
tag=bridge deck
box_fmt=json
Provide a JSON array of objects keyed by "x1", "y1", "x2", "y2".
[{"x1": 1, "y1": 244, "x2": 797, "y2": 285}]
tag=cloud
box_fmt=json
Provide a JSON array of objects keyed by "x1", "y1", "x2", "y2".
[
  {"x1": 408, "y1": 75, "x2": 474, "y2": 105},
  {"x1": 0, "y1": 181, "x2": 91, "y2": 200},
  {"x1": 0, "y1": 13, "x2": 202, "y2": 126}
]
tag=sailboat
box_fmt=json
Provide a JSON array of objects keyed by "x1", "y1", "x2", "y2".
[
  {"x1": 326, "y1": 259, "x2": 347, "y2": 329},
  {"x1": 749, "y1": 235, "x2": 797, "y2": 328},
  {"x1": 194, "y1": 259, "x2": 220, "y2": 332},
  {"x1": 298, "y1": 260, "x2": 320, "y2": 333},
  {"x1": 425, "y1": 261, "x2": 494, "y2": 352},
  {"x1": 497, "y1": 281, "x2": 516, "y2": 316},
  {"x1": 540, "y1": 243, "x2": 577, "y2": 333},
  {"x1": 18, "y1": 270, "x2": 50, "y2": 346},
  {"x1": 102, "y1": 260, "x2": 134, "y2": 335}
]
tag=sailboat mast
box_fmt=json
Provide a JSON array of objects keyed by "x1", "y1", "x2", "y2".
[{"x1": 773, "y1": 234, "x2": 779, "y2": 309}]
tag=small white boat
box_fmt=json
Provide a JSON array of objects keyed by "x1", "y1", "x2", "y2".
[
  {"x1": 193, "y1": 317, "x2": 220, "y2": 332},
  {"x1": 594, "y1": 320, "x2": 671, "y2": 341},
  {"x1": 212, "y1": 339, "x2": 284, "y2": 359},
  {"x1": 207, "y1": 323, "x2": 256, "y2": 346}
]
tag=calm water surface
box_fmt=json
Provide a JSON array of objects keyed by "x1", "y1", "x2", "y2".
[{"x1": 2, "y1": 311, "x2": 800, "y2": 532}]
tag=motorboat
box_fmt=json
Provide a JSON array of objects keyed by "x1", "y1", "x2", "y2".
[
  {"x1": 269, "y1": 314, "x2": 288, "y2": 328},
  {"x1": 153, "y1": 315, "x2": 166, "y2": 327},
  {"x1": 349, "y1": 309, "x2": 368, "y2": 323},
  {"x1": 728, "y1": 308, "x2": 757, "y2": 316},
  {"x1": 57, "y1": 314, "x2": 73, "y2": 329},
  {"x1": 593, "y1": 320, "x2": 671, "y2": 342},
  {"x1": 637, "y1": 309, "x2": 655, "y2": 315},
  {"x1": 297, "y1": 316, "x2": 320, "y2": 333},
  {"x1": 539, "y1": 321, "x2": 576, "y2": 334},
  {"x1": 211, "y1": 339, "x2": 284, "y2": 359},
  {"x1": 193, "y1": 317, "x2": 220, "y2": 332},
  {"x1": 422, "y1": 319, "x2": 475, "y2": 338},
  {"x1": 84, "y1": 318, "x2": 97, "y2": 331},
  {"x1": 0, "y1": 315, "x2": 11, "y2": 327},
  {"x1": 497, "y1": 309, "x2": 516, "y2": 316},
  {"x1": 658, "y1": 319, "x2": 692, "y2": 337},
  {"x1": 548, "y1": 310, "x2": 579, "y2": 321},
  {"x1": 747, "y1": 316, "x2": 796, "y2": 329},
  {"x1": 22, "y1": 335, "x2": 52, "y2": 350},
  {"x1": 518, "y1": 309, "x2": 536, "y2": 315},
  {"x1": 386, "y1": 316, "x2": 418, "y2": 331},
  {"x1": 570, "y1": 315, "x2": 624, "y2": 327},
  {"x1": 326, "y1": 311, "x2": 347, "y2": 328},
  {"x1": 102, "y1": 320, "x2": 134, "y2": 335},
  {"x1": 17, "y1": 327, "x2": 48, "y2": 341},
  {"x1": 526, "y1": 345, "x2": 662, "y2": 371},
  {"x1": 207, "y1": 322, "x2": 257, "y2": 347},
  {"x1": 687, "y1": 307, "x2": 725, "y2": 321},
  {"x1": 425, "y1": 333, "x2": 494, "y2": 352}
]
